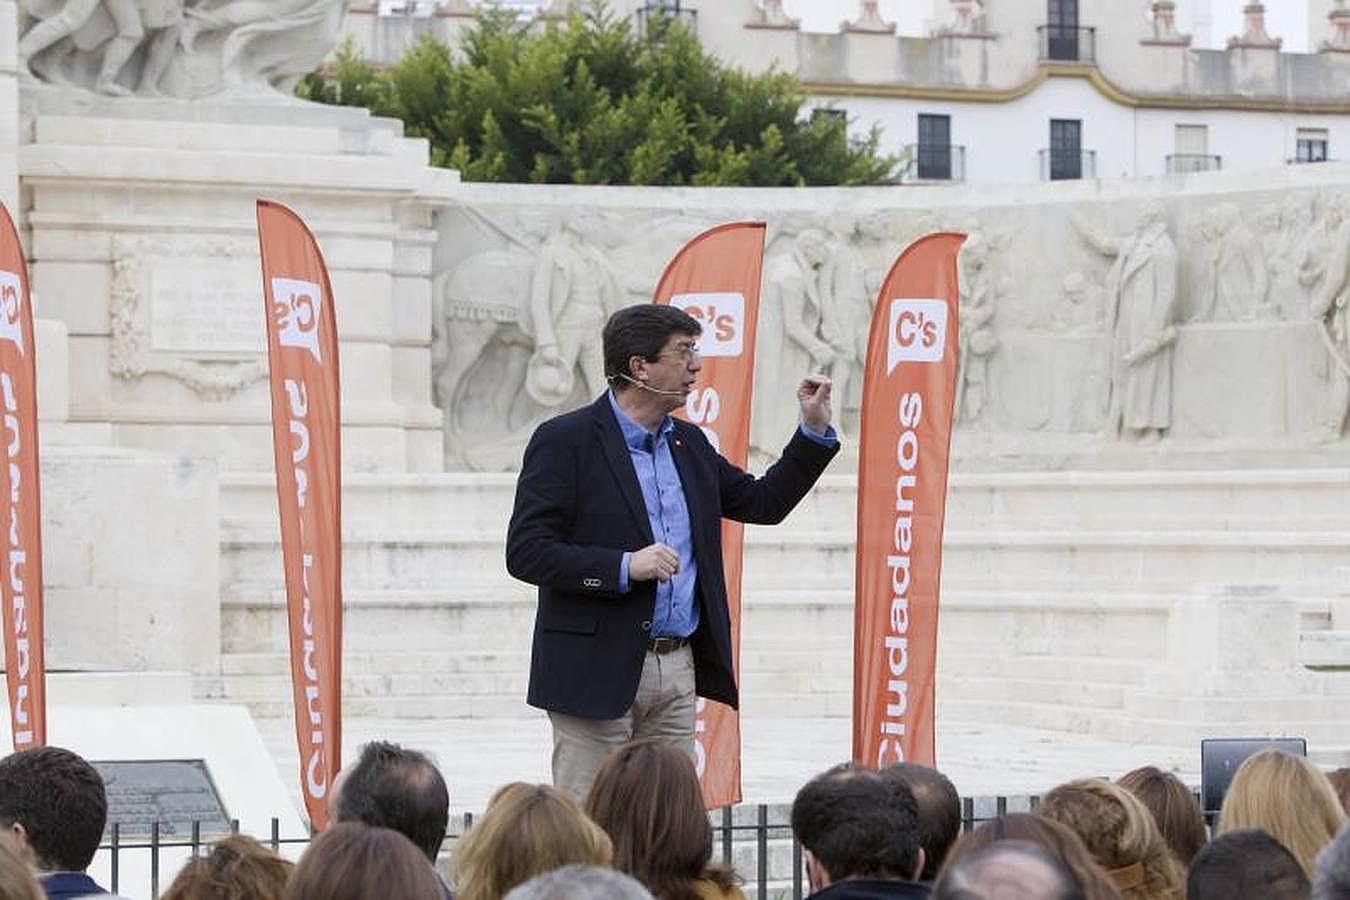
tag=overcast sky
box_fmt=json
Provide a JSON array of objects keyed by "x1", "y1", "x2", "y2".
[{"x1": 778, "y1": 1, "x2": 1310, "y2": 52}]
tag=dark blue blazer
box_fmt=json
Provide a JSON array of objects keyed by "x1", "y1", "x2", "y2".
[
  {"x1": 40, "y1": 873, "x2": 109, "y2": 900},
  {"x1": 506, "y1": 394, "x2": 838, "y2": 719}
]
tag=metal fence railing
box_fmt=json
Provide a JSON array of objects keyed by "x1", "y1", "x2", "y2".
[
  {"x1": 1037, "y1": 24, "x2": 1096, "y2": 62},
  {"x1": 98, "y1": 797, "x2": 1048, "y2": 899},
  {"x1": 1166, "y1": 154, "x2": 1222, "y2": 174}
]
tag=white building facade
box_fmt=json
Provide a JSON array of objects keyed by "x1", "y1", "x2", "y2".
[{"x1": 344, "y1": 0, "x2": 1350, "y2": 185}]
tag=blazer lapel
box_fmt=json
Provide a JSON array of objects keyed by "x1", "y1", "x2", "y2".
[
  {"x1": 668, "y1": 421, "x2": 710, "y2": 555},
  {"x1": 591, "y1": 396, "x2": 655, "y2": 542}
]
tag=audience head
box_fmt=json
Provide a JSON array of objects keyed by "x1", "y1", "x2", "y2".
[
  {"x1": 935, "y1": 840, "x2": 1086, "y2": 900},
  {"x1": 942, "y1": 814, "x2": 1122, "y2": 900},
  {"x1": 1116, "y1": 767, "x2": 1207, "y2": 867},
  {"x1": 163, "y1": 835, "x2": 292, "y2": 900},
  {"x1": 1217, "y1": 749, "x2": 1346, "y2": 878},
  {"x1": 0, "y1": 747, "x2": 106, "y2": 873},
  {"x1": 453, "y1": 782, "x2": 612, "y2": 900},
  {"x1": 287, "y1": 822, "x2": 442, "y2": 900},
  {"x1": 1324, "y1": 769, "x2": 1350, "y2": 816},
  {"x1": 1313, "y1": 820, "x2": 1350, "y2": 900},
  {"x1": 1039, "y1": 778, "x2": 1185, "y2": 900},
  {"x1": 1187, "y1": 829, "x2": 1309, "y2": 900},
  {"x1": 790, "y1": 763, "x2": 924, "y2": 891},
  {"x1": 882, "y1": 762, "x2": 962, "y2": 881},
  {"x1": 0, "y1": 833, "x2": 41, "y2": 900},
  {"x1": 584, "y1": 741, "x2": 737, "y2": 900},
  {"x1": 504, "y1": 865, "x2": 655, "y2": 900},
  {"x1": 332, "y1": 741, "x2": 450, "y2": 863}
]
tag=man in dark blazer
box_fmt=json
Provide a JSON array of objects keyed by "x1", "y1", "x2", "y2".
[{"x1": 507, "y1": 304, "x2": 840, "y2": 799}]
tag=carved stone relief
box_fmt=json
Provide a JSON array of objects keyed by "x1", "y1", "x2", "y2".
[
  {"x1": 434, "y1": 181, "x2": 1350, "y2": 471},
  {"x1": 18, "y1": 0, "x2": 346, "y2": 98},
  {"x1": 109, "y1": 235, "x2": 266, "y2": 400}
]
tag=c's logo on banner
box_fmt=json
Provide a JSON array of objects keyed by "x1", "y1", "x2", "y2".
[
  {"x1": 0, "y1": 271, "x2": 24, "y2": 356},
  {"x1": 270, "y1": 277, "x2": 324, "y2": 362},
  {"x1": 887, "y1": 299, "x2": 947, "y2": 373},
  {"x1": 671, "y1": 292, "x2": 744, "y2": 358}
]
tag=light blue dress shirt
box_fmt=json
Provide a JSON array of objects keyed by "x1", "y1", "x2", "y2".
[
  {"x1": 608, "y1": 391, "x2": 839, "y2": 638},
  {"x1": 609, "y1": 391, "x2": 699, "y2": 637}
]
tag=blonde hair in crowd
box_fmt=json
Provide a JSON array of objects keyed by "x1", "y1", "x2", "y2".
[
  {"x1": 1039, "y1": 778, "x2": 1185, "y2": 900},
  {"x1": 453, "y1": 783, "x2": 612, "y2": 900},
  {"x1": 1217, "y1": 749, "x2": 1346, "y2": 878}
]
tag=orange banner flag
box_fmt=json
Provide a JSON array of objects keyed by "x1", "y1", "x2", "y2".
[
  {"x1": 655, "y1": 222, "x2": 766, "y2": 810},
  {"x1": 256, "y1": 200, "x2": 343, "y2": 828},
  {"x1": 0, "y1": 204, "x2": 46, "y2": 751},
  {"x1": 853, "y1": 232, "x2": 965, "y2": 769}
]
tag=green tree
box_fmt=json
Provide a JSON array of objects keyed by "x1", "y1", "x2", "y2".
[{"x1": 300, "y1": 6, "x2": 899, "y2": 186}]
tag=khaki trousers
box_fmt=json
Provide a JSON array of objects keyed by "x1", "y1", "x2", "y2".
[{"x1": 548, "y1": 644, "x2": 697, "y2": 802}]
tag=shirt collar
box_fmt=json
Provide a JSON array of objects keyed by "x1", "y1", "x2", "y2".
[{"x1": 607, "y1": 390, "x2": 674, "y2": 452}]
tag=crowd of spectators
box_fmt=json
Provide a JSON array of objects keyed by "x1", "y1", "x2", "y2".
[{"x1": 4, "y1": 743, "x2": 1350, "y2": 900}]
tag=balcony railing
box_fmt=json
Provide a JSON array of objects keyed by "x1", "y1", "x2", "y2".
[
  {"x1": 1039, "y1": 148, "x2": 1097, "y2": 181},
  {"x1": 901, "y1": 144, "x2": 967, "y2": 183},
  {"x1": 1166, "y1": 154, "x2": 1222, "y2": 175},
  {"x1": 637, "y1": 3, "x2": 696, "y2": 38},
  {"x1": 1038, "y1": 24, "x2": 1096, "y2": 62}
]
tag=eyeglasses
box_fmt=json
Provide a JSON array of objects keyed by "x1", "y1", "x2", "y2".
[{"x1": 652, "y1": 342, "x2": 700, "y2": 364}]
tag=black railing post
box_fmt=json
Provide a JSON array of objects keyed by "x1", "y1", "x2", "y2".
[
  {"x1": 150, "y1": 822, "x2": 161, "y2": 899},
  {"x1": 756, "y1": 805, "x2": 768, "y2": 900},
  {"x1": 191, "y1": 820, "x2": 201, "y2": 859},
  {"x1": 792, "y1": 835, "x2": 803, "y2": 900},
  {"x1": 109, "y1": 823, "x2": 120, "y2": 895},
  {"x1": 962, "y1": 796, "x2": 975, "y2": 832},
  {"x1": 271, "y1": 817, "x2": 281, "y2": 852},
  {"x1": 721, "y1": 806, "x2": 733, "y2": 866}
]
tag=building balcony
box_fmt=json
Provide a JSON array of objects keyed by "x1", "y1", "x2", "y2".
[
  {"x1": 1038, "y1": 24, "x2": 1096, "y2": 63},
  {"x1": 901, "y1": 144, "x2": 966, "y2": 183},
  {"x1": 637, "y1": 3, "x2": 696, "y2": 38},
  {"x1": 1039, "y1": 148, "x2": 1096, "y2": 181},
  {"x1": 1166, "y1": 154, "x2": 1222, "y2": 175}
]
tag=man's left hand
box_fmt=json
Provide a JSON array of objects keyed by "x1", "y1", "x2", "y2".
[{"x1": 798, "y1": 375, "x2": 832, "y2": 433}]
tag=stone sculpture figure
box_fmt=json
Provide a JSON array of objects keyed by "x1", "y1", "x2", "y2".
[
  {"x1": 1196, "y1": 202, "x2": 1269, "y2": 321},
  {"x1": 753, "y1": 229, "x2": 834, "y2": 455},
  {"x1": 181, "y1": 0, "x2": 344, "y2": 92},
  {"x1": 814, "y1": 214, "x2": 871, "y2": 422},
  {"x1": 1309, "y1": 194, "x2": 1350, "y2": 438},
  {"x1": 1262, "y1": 193, "x2": 1316, "y2": 320},
  {"x1": 19, "y1": 0, "x2": 182, "y2": 95},
  {"x1": 955, "y1": 232, "x2": 999, "y2": 425},
  {"x1": 524, "y1": 220, "x2": 617, "y2": 407},
  {"x1": 1076, "y1": 202, "x2": 1180, "y2": 439}
]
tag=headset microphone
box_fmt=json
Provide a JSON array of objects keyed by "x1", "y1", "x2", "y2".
[{"x1": 618, "y1": 373, "x2": 688, "y2": 398}]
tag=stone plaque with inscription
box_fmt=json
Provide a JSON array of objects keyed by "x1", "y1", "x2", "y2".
[
  {"x1": 149, "y1": 260, "x2": 265, "y2": 356},
  {"x1": 94, "y1": 759, "x2": 232, "y2": 838}
]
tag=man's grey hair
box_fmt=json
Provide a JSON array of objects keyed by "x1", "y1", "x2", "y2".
[
  {"x1": 503, "y1": 865, "x2": 654, "y2": 900},
  {"x1": 1314, "y1": 821, "x2": 1350, "y2": 900},
  {"x1": 936, "y1": 840, "x2": 1085, "y2": 900}
]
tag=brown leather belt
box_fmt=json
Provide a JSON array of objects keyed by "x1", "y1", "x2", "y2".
[{"x1": 648, "y1": 636, "x2": 690, "y2": 654}]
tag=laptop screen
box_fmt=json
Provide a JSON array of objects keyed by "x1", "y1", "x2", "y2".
[{"x1": 1200, "y1": 737, "x2": 1308, "y2": 815}]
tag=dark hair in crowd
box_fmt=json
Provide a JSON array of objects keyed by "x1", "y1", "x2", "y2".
[
  {"x1": 1324, "y1": 768, "x2": 1350, "y2": 816},
  {"x1": 333, "y1": 741, "x2": 449, "y2": 863},
  {"x1": 940, "y1": 814, "x2": 1122, "y2": 900},
  {"x1": 602, "y1": 305, "x2": 701, "y2": 389},
  {"x1": 585, "y1": 741, "x2": 738, "y2": 900},
  {"x1": 1117, "y1": 766, "x2": 1208, "y2": 867},
  {"x1": 1313, "y1": 820, "x2": 1350, "y2": 900},
  {"x1": 936, "y1": 840, "x2": 1086, "y2": 900},
  {"x1": 163, "y1": 835, "x2": 292, "y2": 900},
  {"x1": 1187, "y1": 829, "x2": 1310, "y2": 900},
  {"x1": 882, "y1": 763, "x2": 962, "y2": 881},
  {"x1": 791, "y1": 763, "x2": 922, "y2": 883},
  {"x1": 287, "y1": 823, "x2": 442, "y2": 900},
  {"x1": 0, "y1": 747, "x2": 107, "y2": 872}
]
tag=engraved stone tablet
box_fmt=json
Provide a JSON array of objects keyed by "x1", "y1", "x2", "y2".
[
  {"x1": 149, "y1": 259, "x2": 265, "y2": 355},
  {"x1": 94, "y1": 759, "x2": 232, "y2": 838}
]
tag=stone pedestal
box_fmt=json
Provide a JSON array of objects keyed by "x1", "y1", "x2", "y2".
[{"x1": 20, "y1": 89, "x2": 453, "y2": 475}]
